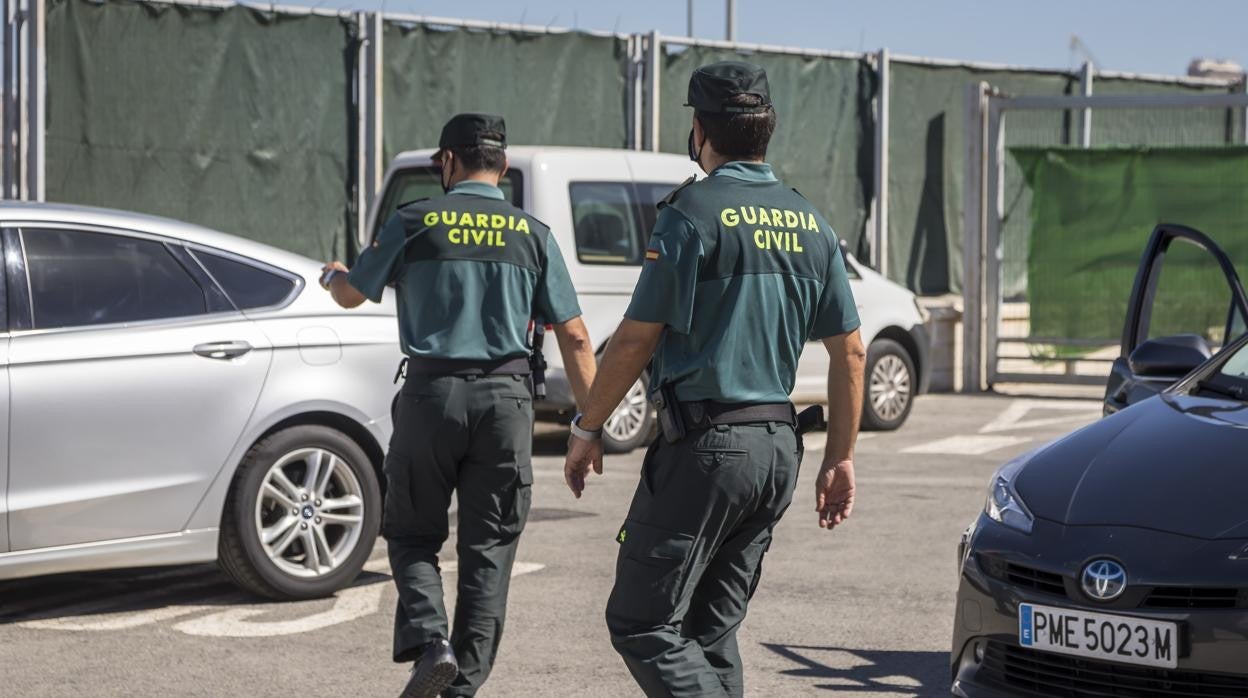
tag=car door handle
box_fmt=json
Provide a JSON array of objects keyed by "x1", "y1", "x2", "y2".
[{"x1": 193, "y1": 341, "x2": 253, "y2": 360}]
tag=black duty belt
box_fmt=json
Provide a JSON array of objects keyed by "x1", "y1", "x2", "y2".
[
  {"x1": 400, "y1": 356, "x2": 531, "y2": 380},
  {"x1": 677, "y1": 401, "x2": 796, "y2": 429}
]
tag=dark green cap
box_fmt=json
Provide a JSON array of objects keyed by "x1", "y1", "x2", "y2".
[
  {"x1": 437, "y1": 113, "x2": 506, "y2": 150},
  {"x1": 685, "y1": 61, "x2": 772, "y2": 114}
]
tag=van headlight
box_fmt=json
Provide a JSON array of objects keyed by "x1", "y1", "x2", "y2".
[{"x1": 985, "y1": 453, "x2": 1035, "y2": 533}]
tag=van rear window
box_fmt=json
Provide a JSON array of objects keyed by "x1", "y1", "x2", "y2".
[{"x1": 570, "y1": 181, "x2": 682, "y2": 266}]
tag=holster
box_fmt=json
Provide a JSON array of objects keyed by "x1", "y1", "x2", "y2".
[
  {"x1": 529, "y1": 321, "x2": 548, "y2": 400},
  {"x1": 795, "y1": 405, "x2": 827, "y2": 435},
  {"x1": 653, "y1": 383, "x2": 687, "y2": 443}
]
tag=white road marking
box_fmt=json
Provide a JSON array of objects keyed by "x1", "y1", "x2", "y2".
[
  {"x1": 978, "y1": 399, "x2": 1099, "y2": 434},
  {"x1": 901, "y1": 434, "x2": 1030, "y2": 456},
  {"x1": 17, "y1": 560, "x2": 544, "y2": 638}
]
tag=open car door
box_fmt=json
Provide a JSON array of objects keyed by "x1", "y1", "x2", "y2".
[{"x1": 1104, "y1": 224, "x2": 1248, "y2": 414}]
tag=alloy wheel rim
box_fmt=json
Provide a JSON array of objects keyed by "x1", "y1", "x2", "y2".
[
  {"x1": 254, "y1": 448, "x2": 364, "y2": 579},
  {"x1": 869, "y1": 354, "x2": 911, "y2": 421},
  {"x1": 604, "y1": 378, "x2": 649, "y2": 442}
]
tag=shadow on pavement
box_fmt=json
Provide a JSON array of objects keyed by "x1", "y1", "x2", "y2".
[
  {"x1": 763, "y1": 643, "x2": 948, "y2": 696},
  {"x1": 533, "y1": 426, "x2": 570, "y2": 456},
  {"x1": 0, "y1": 563, "x2": 391, "y2": 624}
]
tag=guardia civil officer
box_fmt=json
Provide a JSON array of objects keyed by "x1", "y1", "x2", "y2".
[
  {"x1": 322, "y1": 113, "x2": 597, "y2": 698},
  {"x1": 563, "y1": 63, "x2": 867, "y2": 697}
]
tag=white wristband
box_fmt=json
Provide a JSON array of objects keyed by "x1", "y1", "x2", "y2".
[{"x1": 570, "y1": 413, "x2": 602, "y2": 441}]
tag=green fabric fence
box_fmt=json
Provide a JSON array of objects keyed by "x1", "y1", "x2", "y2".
[
  {"x1": 658, "y1": 46, "x2": 875, "y2": 257},
  {"x1": 1015, "y1": 147, "x2": 1248, "y2": 347},
  {"x1": 382, "y1": 24, "x2": 630, "y2": 162},
  {"x1": 46, "y1": 0, "x2": 356, "y2": 261}
]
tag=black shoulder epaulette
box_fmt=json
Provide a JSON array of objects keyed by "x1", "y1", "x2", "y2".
[
  {"x1": 791, "y1": 187, "x2": 807, "y2": 200},
  {"x1": 396, "y1": 198, "x2": 429, "y2": 210},
  {"x1": 659, "y1": 176, "x2": 698, "y2": 208}
]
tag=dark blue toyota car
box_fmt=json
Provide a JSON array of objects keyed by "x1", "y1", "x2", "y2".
[{"x1": 952, "y1": 225, "x2": 1248, "y2": 697}]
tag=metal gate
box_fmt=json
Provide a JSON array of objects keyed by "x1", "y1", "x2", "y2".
[{"x1": 963, "y1": 86, "x2": 1248, "y2": 391}]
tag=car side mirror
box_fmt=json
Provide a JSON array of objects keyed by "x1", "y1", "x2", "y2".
[{"x1": 1128, "y1": 334, "x2": 1212, "y2": 378}]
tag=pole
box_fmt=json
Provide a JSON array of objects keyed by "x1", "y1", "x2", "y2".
[
  {"x1": 725, "y1": 0, "x2": 735, "y2": 42},
  {"x1": 687, "y1": 0, "x2": 693, "y2": 38},
  {"x1": 872, "y1": 48, "x2": 890, "y2": 275},
  {"x1": 1079, "y1": 61, "x2": 1093, "y2": 148},
  {"x1": 961, "y1": 82, "x2": 988, "y2": 393},
  {"x1": 646, "y1": 31, "x2": 661, "y2": 152}
]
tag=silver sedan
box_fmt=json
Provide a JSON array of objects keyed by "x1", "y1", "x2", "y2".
[{"x1": 0, "y1": 203, "x2": 399, "y2": 599}]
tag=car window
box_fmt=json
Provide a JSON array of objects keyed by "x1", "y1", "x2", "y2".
[
  {"x1": 193, "y1": 250, "x2": 296, "y2": 310},
  {"x1": 570, "y1": 181, "x2": 684, "y2": 266},
  {"x1": 1146, "y1": 238, "x2": 1235, "y2": 350},
  {"x1": 373, "y1": 166, "x2": 523, "y2": 239},
  {"x1": 23, "y1": 228, "x2": 206, "y2": 329},
  {"x1": 1221, "y1": 345, "x2": 1248, "y2": 379}
]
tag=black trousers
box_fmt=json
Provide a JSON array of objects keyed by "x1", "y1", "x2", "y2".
[
  {"x1": 605, "y1": 422, "x2": 802, "y2": 697},
  {"x1": 383, "y1": 373, "x2": 534, "y2": 698}
]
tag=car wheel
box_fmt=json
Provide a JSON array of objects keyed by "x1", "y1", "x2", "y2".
[
  {"x1": 602, "y1": 372, "x2": 655, "y2": 454},
  {"x1": 218, "y1": 425, "x2": 381, "y2": 600},
  {"x1": 861, "y1": 338, "x2": 915, "y2": 431}
]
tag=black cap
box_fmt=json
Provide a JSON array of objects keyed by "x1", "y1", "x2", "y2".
[
  {"x1": 437, "y1": 113, "x2": 507, "y2": 150},
  {"x1": 685, "y1": 61, "x2": 772, "y2": 114}
]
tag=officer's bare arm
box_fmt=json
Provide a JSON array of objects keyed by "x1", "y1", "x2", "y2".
[
  {"x1": 576, "y1": 319, "x2": 664, "y2": 431},
  {"x1": 329, "y1": 275, "x2": 368, "y2": 309},
  {"x1": 815, "y1": 328, "x2": 866, "y2": 529},
  {"x1": 823, "y1": 328, "x2": 865, "y2": 461},
  {"x1": 552, "y1": 316, "x2": 597, "y2": 409}
]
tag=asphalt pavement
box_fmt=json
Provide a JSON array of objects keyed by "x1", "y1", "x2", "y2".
[{"x1": 0, "y1": 392, "x2": 1103, "y2": 697}]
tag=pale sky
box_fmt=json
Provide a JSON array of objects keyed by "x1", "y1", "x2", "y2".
[{"x1": 311, "y1": 0, "x2": 1246, "y2": 77}]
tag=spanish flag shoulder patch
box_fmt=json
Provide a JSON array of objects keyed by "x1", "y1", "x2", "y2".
[{"x1": 645, "y1": 249, "x2": 661, "y2": 262}]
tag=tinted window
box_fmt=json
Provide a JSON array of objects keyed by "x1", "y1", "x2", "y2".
[
  {"x1": 23, "y1": 228, "x2": 206, "y2": 329},
  {"x1": 194, "y1": 250, "x2": 296, "y2": 309},
  {"x1": 373, "y1": 166, "x2": 522, "y2": 239},
  {"x1": 570, "y1": 181, "x2": 684, "y2": 266}
]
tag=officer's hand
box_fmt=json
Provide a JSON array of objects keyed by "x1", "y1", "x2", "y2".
[
  {"x1": 564, "y1": 435, "x2": 603, "y2": 499},
  {"x1": 815, "y1": 459, "x2": 855, "y2": 530}
]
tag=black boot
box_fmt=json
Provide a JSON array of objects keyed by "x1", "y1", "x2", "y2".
[{"x1": 399, "y1": 638, "x2": 458, "y2": 698}]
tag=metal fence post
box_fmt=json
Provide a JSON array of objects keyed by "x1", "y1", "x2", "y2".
[
  {"x1": 1079, "y1": 61, "x2": 1093, "y2": 148},
  {"x1": 872, "y1": 48, "x2": 890, "y2": 275},
  {"x1": 14, "y1": 0, "x2": 44, "y2": 201},
  {"x1": 984, "y1": 100, "x2": 1004, "y2": 387},
  {"x1": 2, "y1": 0, "x2": 14, "y2": 199},
  {"x1": 356, "y1": 11, "x2": 382, "y2": 249},
  {"x1": 961, "y1": 82, "x2": 988, "y2": 393},
  {"x1": 645, "y1": 31, "x2": 661, "y2": 152}
]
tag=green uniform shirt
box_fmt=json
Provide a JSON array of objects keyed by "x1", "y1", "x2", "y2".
[
  {"x1": 624, "y1": 161, "x2": 860, "y2": 403},
  {"x1": 349, "y1": 180, "x2": 581, "y2": 360}
]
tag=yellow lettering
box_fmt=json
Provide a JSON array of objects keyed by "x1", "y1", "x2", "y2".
[
  {"x1": 471, "y1": 229, "x2": 487, "y2": 245},
  {"x1": 721, "y1": 208, "x2": 740, "y2": 227},
  {"x1": 770, "y1": 209, "x2": 784, "y2": 227},
  {"x1": 516, "y1": 218, "x2": 530, "y2": 234},
  {"x1": 491, "y1": 214, "x2": 506, "y2": 230},
  {"x1": 769, "y1": 230, "x2": 784, "y2": 249},
  {"x1": 742, "y1": 206, "x2": 758, "y2": 225},
  {"x1": 448, "y1": 228, "x2": 462, "y2": 244},
  {"x1": 475, "y1": 213, "x2": 488, "y2": 228},
  {"x1": 424, "y1": 211, "x2": 439, "y2": 226},
  {"x1": 784, "y1": 210, "x2": 799, "y2": 228},
  {"x1": 442, "y1": 211, "x2": 457, "y2": 225},
  {"x1": 754, "y1": 229, "x2": 766, "y2": 248},
  {"x1": 794, "y1": 233, "x2": 804, "y2": 253},
  {"x1": 758, "y1": 208, "x2": 772, "y2": 226},
  {"x1": 497, "y1": 230, "x2": 506, "y2": 247},
  {"x1": 457, "y1": 212, "x2": 473, "y2": 226},
  {"x1": 806, "y1": 213, "x2": 820, "y2": 232}
]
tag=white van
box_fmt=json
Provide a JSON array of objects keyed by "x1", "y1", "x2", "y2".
[{"x1": 368, "y1": 146, "x2": 929, "y2": 452}]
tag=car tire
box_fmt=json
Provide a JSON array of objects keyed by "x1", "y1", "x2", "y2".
[
  {"x1": 602, "y1": 372, "x2": 656, "y2": 454},
  {"x1": 218, "y1": 425, "x2": 381, "y2": 600},
  {"x1": 861, "y1": 338, "x2": 916, "y2": 431}
]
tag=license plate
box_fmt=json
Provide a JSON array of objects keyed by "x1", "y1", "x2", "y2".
[{"x1": 1019, "y1": 603, "x2": 1178, "y2": 669}]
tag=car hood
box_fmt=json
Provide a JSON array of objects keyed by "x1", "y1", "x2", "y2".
[{"x1": 1016, "y1": 393, "x2": 1248, "y2": 539}]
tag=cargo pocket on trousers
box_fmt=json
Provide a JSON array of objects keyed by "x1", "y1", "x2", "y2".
[
  {"x1": 500, "y1": 463, "x2": 533, "y2": 539},
  {"x1": 607, "y1": 519, "x2": 695, "y2": 628}
]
